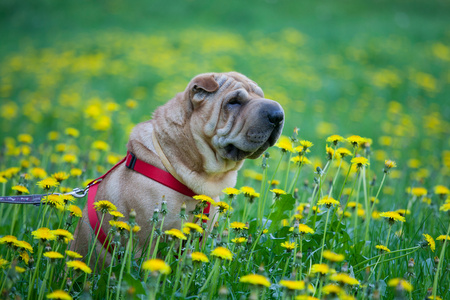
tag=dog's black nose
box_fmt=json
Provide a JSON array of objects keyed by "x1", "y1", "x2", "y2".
[{"x1": 268, "y1": 110, "x2": 284, "y2": 125}]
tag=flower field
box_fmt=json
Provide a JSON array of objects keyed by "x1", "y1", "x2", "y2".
[{"x1": 0, "y1": 1, "x2": 449, "y2": 299}]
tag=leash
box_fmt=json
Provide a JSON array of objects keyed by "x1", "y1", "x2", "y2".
[{"x1": 0, "y1": 187, "x2": 88, "y2": 205}]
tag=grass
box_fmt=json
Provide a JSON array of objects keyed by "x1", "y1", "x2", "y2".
[{"x1": 0, "y1": 0, "x2": 449, "y2": 299}]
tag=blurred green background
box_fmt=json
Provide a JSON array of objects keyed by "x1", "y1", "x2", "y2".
[{"x1": 1, "y1": 0, "x2": 449, "y2": 175}]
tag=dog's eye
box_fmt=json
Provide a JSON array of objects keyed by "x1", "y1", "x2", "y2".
[{"x1": 228, "y1": 98, "x2": 241, "y2": 107}]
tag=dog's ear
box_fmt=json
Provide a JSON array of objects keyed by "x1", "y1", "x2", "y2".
[{"x1": 191, "y1": 74, "x2": 219, "y2": 95}]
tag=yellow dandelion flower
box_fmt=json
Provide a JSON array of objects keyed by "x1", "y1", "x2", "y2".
[
  {"x1": 230, "y1": 221, "x2": 248, "y2": 230},
  {"x1": 62, "y1": 154, "x2": 78, "y2": 164},
  {"x1": 407, "y1": 187, "x2": 427, "y2": 197},
  {"x1": 427, "y1": 296, "x2": 443, "y2": 300},
  {"x1": 395, "y1": 209, "x2": 410, "y2": 216},
  {"x1": 279, "y1": 280, "x2": 305, "y2": 290},
  {"x1": 13, "y1": 240, "x2": 33, "y2": 253},
  {"x1": 42, "y1": 194, "x2": 64, "y2": 208},
  {"x1": 191, "y1": 252, "x2": 209, "y2": 263},
  {"x1": 276, "y1": 136, "x2": 294, "y2": 152},
  {"x1": 323, "y1": 250, "x2": 345, "y2": 262},
  {"x1": 347, "y1": 135, "x2": 364, "y2": 147},
  {"x1": 299, "y1": 140, "x2": 313, "y2": 149},
  {"x1": 281, "y1": 241, "x2": 296, "y2": 250},
  {"x1": 68, "y1": 205, "x2": 82, "y2": 217},
  {"x1": 311, "y1": 264, "x2": 329, "y2": 275},
  {"x1": 240, "y1": 274, "x2": 271, "y2": 287},
  {"x1": 295, "y1": 296, "x2": 319, "y2": 300},
  {"x1": 65, "y1": 127, "x2": 79, "y2": 138},
  {"x1": 109, "y1": 220, "x2": 130, "y2": 232},
  {"x1": 387, "y1": 278, "x2": 413, "y2": 292},
  {"x1": 19, "y1": 251, "x2": 30, "y2": 264},
  {"x1": 0, "y1": 235, "x2": 18, "y2": 246},
  {"x1": 336, "y1": 148, "x2": 353, "y2": 159},
  {"x1": 108, "y1": 211, "x2": 124, "y2": 220},
  {"x1": 317, "y1": 196, "x2": 340, "y2": 208},
  {"x1": 0, "y1": 258, "x2": 9, "y2": 269},
  {"x1": 194, "y1": 214, "x2": 210, "y2": 221},
  {"x1": 222, "y1": 187, "x2": 241, "y2": 196},
  {"x1": 94, "y1": 200, "x2": 117, "y2": 213},
  {"x1": 231, "y1": 237, "x2": 248, "y2": 244},
  {"x1": 36, "y1": 177, "x2": 60, "y2": 190},
  {"x1": 52, "y1": 172, "x2": 70, "y2": 182},
  {"x1": 440, "y1": 203, "x2": 450, "y2": 212},
  {"x1": 15, "y1": 266, "x2": 26, "y2": 273},
  {"x1": 330, "y1": 273, "x2": 359, "y2": 285},
  {"x1": 298, "y1": 224, "x2": 315, "y2": 234},
  {"x1": 18, "y1": 133, "x2": 33, "y2": 144},
  {"x1": 376, "y1": 245, "x2": 391, "y2": 252},
  {"x1": 435, "y1": 185, "x2": 450, "y2": 195},
  {"x1": 66, "y1": 260, "x2": 92, "y2": 274},
  {"x1": 271, "y1": 188, "x2": 286, "y2": 196},
  {"x1": 436, "y1": 235, "x2": 450, "y2": 241},
  {"x1": 52, "y1": 229, "x2": 74, "y2": 242},
  {"x1": 46, "y1": 290, "x2": 73, "y2": 300},
  {"x1": 193, "y1": 194, "x2": 216, "y2": 205},
  {"x1": 379, "y1": 211, "x2": 405, "y2": 224},
  {"x1": 322, "y1": 284, "x2": 342, "y2": 295},
  {"x1": 351, "y1": 156, "x2": 370, "y2": 168},
  {"x1": 44, "y1": 251, "x2": 64, "y2": 260},
  {"x1": 384, "y1": 160, "x2": 397, "y2": 172},
  {"x1": 326, "y1": 145, "x2": 335, "y2": 160},
  {"x1": 216, "y1": 201, "x2": 232, "y2": 213},
  {"x1": 32, "y1": 228, "x2": 56, "y2": 242},
  {"x1": 291, "y1": 156, "x2": 312, "y2": 165},
  {"x1": 326, "y1": 135, "x2": 344, "y2": 145},
  {"x1": 211, "y1": 247, "x2": 233, "y2": 260},
  {"x1": 294, "y1": 145, "x2": 311, "y2": 154},
  {"x1": 183, "y1": 222, "x2": 204, "y2": 233},
  {"x1": 12, "y1": 185, "x2": 29, "y2": 194},
  {"x1": 423, "y1": 234, "x2": 435, "y2": 252},
  {"x1": 60, "y1": 194, "x2": 75, "y2": 204},
  {"x1": 165, "y1": 228, "x2": 187, "y2": 240},
  {"x1": 70, "y1": 168, "x2": 83, "y2": 177},
  {"x1": 91, "y1": 140, "x2": 110, "y2": 151},
  {"x1": 65, "y1": 250, "x2": 83, "y2": 259},
  {"x1": 241, "y1": 186, "x2": 256, "y2": 195}
]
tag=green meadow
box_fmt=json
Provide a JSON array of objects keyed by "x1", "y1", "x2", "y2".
[{"x1": 0, "y1": 0, "x2": 449, "y2": 299}]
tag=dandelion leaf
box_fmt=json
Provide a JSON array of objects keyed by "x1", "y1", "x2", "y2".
[{"x1": 268, "y1": 193, "x2": 296, "y2": 232}]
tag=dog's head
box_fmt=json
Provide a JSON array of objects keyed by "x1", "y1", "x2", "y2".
[{"x1": 187, "y1": 72, "x2": 284, "y2": 164}]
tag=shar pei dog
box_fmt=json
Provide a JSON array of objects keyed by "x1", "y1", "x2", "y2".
[{"x1": 71, "y1": 72, "x2": 284, "y2": 262}]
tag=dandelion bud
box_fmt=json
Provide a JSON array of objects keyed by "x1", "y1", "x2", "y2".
[
  {"x1": 247, "y1": 234, "x2": 253, "y2": 245},
  {"x1": 341, "y1": 262, "x2": 349, "y2": 273},
  {"x1": 313, "y1": 177, "x2": 320, "y2": 185},
  {"x1": 315, "y1": 166, "x2": 323, "y2": 176},
  {"x1": 179, "y1": 202, "x2": 187, "y2": 220},
  {"x1": 264, "y1": 152, "x2": 270, "y2": 159},
  {"x1": 384, "y1": 160, "x2": 397, "y2": 174},
  {"x1": 293, "y1": 188, "x2": 299, "y2": 199},
  {"x1": 370, "y1": 176, "x2": 376, "y2": 187},
  {"x1": 405, "y1": 258, "x2": 415, "y2": 278},
  {"x1": 258, "y1": 263, "x2": 265, "y2": 274},
  {"x1": 218, "y1": 285, "x2": 229, "y2": 299},
  {"x1": 66, "y1": 278, "x2": 72, "y2": 288},
  {"x1": 161, "y1": 199, "x2": 168, "y2": 215},
  {"x1": 113, "y1": 231, "x2": 121, "y2": 246},
  {"x1": 129, "y1": 209, "x2": 136, "y2": 225},
  {"x1": 221, "y1": 228, "x2": 229, "y2": 238},
  {"x1": 261, "y1": 155, "x2": 268, "y2": 169},
  {"x1": 151, "y1": 208, "x2": 159, "y2": 223},
  {"x1": 45, "y1": 243, "x2": 52, "y2": 252},
  {"x1": 434, "y1": 256, "x2": 439, "y2": 267}
]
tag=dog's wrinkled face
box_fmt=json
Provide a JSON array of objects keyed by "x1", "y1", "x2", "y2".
[{"x1": 188, "y1": 72, "x2": 284, "y2": 164}]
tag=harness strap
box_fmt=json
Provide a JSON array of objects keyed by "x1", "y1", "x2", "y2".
[{"x1": 87, "y1": 151, "x2": 210, "y2": 254}]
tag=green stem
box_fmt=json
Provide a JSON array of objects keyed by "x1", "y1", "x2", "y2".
[
  {"x1": 106, "y1": 245, "x2": 118, "y2": 300},
  {"x1": 352, "y1": 246, "x2": 420, "y2": 269},
  {"x1": 116, "y1": 232, "x2": 133, "y2": 300},
  {"x1": 357, "y1": 247, "x2": 420, "y2": 274},
  {"x1": 199, "y1": 258, "x2": 221, "y2": 293},
  {"x1": 432, "y1": 219, "x2": 450, "y2": 299},
  {"x1": 319, "y1": 208, "x2": 332, "y2": 264},
  {"x1": 27, "y1": 243, "x2": 44, "y2": 299}
]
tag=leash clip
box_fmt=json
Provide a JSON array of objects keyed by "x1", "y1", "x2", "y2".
[{"x1": 66, "y1": 187, "x2": 89, "y2": 198}]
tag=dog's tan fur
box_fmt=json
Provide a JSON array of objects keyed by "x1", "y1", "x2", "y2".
[{"x1": 71, "y1": 72, "x2": 284, "y2": 262}]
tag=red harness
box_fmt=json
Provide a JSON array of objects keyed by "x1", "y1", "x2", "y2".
[{"x1": 87, "y1": 151, "x2": 210, "y2": 253}]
